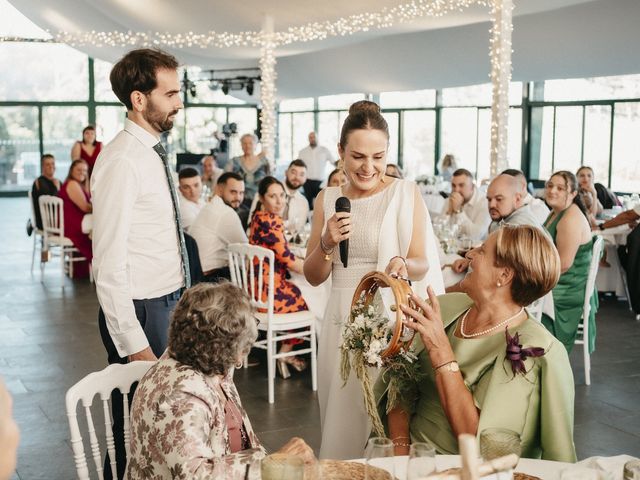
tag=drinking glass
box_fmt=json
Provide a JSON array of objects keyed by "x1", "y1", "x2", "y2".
[
  {"x1": 459, "y1": 236, "x2": 473, "y2": 253},
  {"x1": 260, "y1": 453, "x2": 304, "y2": 480},
  {"x1": 479, "y1": 428, "x2": 521, "y2": 461},
  {"x1": 625, "y1": 460, "x2": 640, "y2": 480},
  {"x1": 406, "y1": 442, "x2": 436, "y2": 480},
  {"x1": 365, "y1": 437, "x2": 394, "y2": 480}
]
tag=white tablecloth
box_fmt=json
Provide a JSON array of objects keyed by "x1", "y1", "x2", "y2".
[{"x1": 595, "y1": 226, "x2": 631, "y2": 297}]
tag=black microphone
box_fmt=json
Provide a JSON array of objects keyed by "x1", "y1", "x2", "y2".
[{"x1": 335, "y1": 196, "x2": 351, "y2": 268}]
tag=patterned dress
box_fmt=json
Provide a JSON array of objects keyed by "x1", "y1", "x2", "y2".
[
  {"x1": 226, "y1": 156, "x2": 270, "y2": 209},
  {"x1": 127, "y1": 356, "x2": 265, "y2": 480}
]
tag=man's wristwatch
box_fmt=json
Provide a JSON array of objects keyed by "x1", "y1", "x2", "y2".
[{"x1": 598, "y1": 223, "x2": 606, "y2": 231}]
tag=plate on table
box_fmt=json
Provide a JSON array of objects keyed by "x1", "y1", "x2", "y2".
[
  {"x1": 441, "y1": 468, "x2": 541, "y2": 480},
  {"x1": 312, "y1": 460, "x2": 394, "y2": 480}
]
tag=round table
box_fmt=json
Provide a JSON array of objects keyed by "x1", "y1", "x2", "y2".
[{"x1": 350, "y1": 455, "x2": 571, "y2": 479}]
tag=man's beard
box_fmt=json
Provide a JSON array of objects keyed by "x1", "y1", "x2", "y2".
[
  {"x1": 144, "y1": 100, "x2": 178, "y2": 133},
  {"x1": 285, "y1": 178, "x2": 301, "y2": 191},
  {"x1": 223, "y1": 198, "x2": 241, "y2": 210}
]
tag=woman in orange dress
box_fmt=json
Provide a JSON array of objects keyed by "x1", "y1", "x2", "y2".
[{"x1": 249, "y1": 176, "x2": 309, "y2": 378}]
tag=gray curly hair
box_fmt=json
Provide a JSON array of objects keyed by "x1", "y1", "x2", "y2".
[{"x1": 168, "y1": 282, "x2": 257, "y2": 376}]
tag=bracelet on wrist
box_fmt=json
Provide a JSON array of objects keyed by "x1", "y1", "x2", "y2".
[{"x1": 319, "y1": 236, "x2": 335, "y2": 261}]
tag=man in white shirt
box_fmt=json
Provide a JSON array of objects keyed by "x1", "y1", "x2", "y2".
[
  {"x1": 190, "y1": 172, "x2": 247, "y2": 282},
  {"x1": 298, "y1": 131, "x2": 334, "y2": 208},
  {"x1": 177, "y1": 167, "x2": 205, "y2": 231},
  {"x1": 201, "y1": 154, "x2": 224, "y2": 194},
  {"x1": 440, "y1": 168, "x2": 491, "y2": 242},
  {"x1": 91, "y1": 48, "x2": 185, "y2": 479},
  {"x1": 502, "y1": 168, "x2": 550, "y2": 225},
  {"x1": 283, "y1": 159, "x2": 310, "y2": 232}
]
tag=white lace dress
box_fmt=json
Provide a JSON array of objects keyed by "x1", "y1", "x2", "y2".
[{"x1": 318, "y1": 179, "x2": 444, "y2": 459}]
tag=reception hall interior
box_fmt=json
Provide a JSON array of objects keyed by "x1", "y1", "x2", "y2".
[{"x1": 2, "y1": 0, "x2": 640, "y2": 478}]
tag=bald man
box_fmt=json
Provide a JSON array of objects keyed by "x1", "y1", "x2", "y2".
[{"x1": 502, "y1": 168, "x2": 550, "y2": 224}]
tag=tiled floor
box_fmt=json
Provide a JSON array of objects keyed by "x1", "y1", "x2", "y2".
[{"x1": 1, "y1": 196, "x2": 639, "y2": 479}]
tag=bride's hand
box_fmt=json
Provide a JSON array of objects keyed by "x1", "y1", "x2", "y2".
[
  {"x1": 323, "y1": 211, "x2": 351, "y2": 250},
  {"x1": 400, "y1": 286, "x2": 453, "y2": 365},
  {"x1": 385, "y1": 256, "x2": 408, "y2": 279}
]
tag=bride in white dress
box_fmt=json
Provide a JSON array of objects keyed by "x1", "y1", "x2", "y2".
[{"x1": 304, "y1": 101, "x2": 444, "y2": 460}]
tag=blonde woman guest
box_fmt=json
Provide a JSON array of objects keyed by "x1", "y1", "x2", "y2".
[
  {"x1": 303, "y1": 100, "x2": 444, "y2": 459},
  {"x1": 226, "y1": 133, "x2": 271, "y2": 210}
]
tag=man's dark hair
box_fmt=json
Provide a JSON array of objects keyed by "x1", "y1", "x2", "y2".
[
  {"x1": 288, "y1": 159, "x2": 307, "y2": 169},
  {"x1": 40, "y1": 153, "x2": 54, "y2": 165},
  {"x1": 452, "y1": 168, "x2": 474, "y2": 180},
  {"x1": 110, "y1": 48, "x2": 179, "y2": 110},
  {"x1": 502, "y1": 168, "x2": 526, "y2": 179},
  {"x1": 217, "y1": 172, "x2": 244, "y2": 185},
  {"x1": 178, "y1": 167, "x2": 200, "y2": 180}
]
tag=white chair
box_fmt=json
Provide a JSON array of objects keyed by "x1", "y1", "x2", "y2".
[
  {"x1": 27, "y1": 189, "x2": 45, "y2": 272},
  {"x1": 575, "y1": 235, "x2": 605, "y2": 386},
  {"x1": 65, "y1": 361, "x2": 155, "y2": 480},
  {"x1": 228, "y1": 243, "x2": 317, "y2": 404},
  {"x1": 38, "y1": 195, "x2": 92, "y2": 283}
]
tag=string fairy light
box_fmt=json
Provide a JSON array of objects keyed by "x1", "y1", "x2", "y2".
[{"x1": 259, "y1": 16, "x2": 277, "y2": 164}]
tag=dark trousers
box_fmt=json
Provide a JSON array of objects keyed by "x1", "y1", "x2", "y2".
[
  {"x1": 303, "y1": 179, "x2": 322, "y2": 209},
  {"x1": 97, "y1": 289, "x2": 181, "y2": 480}
]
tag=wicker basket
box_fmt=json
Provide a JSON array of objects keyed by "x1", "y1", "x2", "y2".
[{"x1": 350, "y1": 271, "x2": 417, "y2": 358}]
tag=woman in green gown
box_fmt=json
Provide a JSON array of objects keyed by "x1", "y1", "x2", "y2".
[
  {"x1": 374, "y1": 225, "x2": 577, "y2": 462},
  {"x1": 541, "y1": 171, "x2": 598, "y2": 353}
]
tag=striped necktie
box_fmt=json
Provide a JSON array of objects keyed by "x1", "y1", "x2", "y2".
[{"x1": 153, "y1": 143, "x2": 191, "y2": 289}]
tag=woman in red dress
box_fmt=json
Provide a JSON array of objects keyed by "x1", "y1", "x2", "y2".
[
  {"x1": 71, "y1": 125, "x2": 102, "y2": 177},
  {"x1": 58, "y1": 160, "x2": 92, "y2": 278},
  {"x1": 250, "y1": 176, "x2": 309, "y2": 377}
]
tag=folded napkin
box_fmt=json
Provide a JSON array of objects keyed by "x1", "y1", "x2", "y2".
[{"x1": 560, "y1": 455, "x2": 639, "y2": 480}]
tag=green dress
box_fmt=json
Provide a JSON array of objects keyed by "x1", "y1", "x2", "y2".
[
  {"x1": 374, "y1": 293, "x2": 577, "y2": 463},
  {"x1": 541, "y1": 208, "x2": 598, "y2": 353}
]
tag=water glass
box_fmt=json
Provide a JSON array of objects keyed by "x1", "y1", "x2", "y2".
[
  {"x1": 365, "y1": 437, "x2": 394, "y2": 480},
  {"x1": 260, "y1": 453, "x2": 304, "y2": 480},
  {"x1": 406, "y1": 442, "x2": 436, "y2": 480},
  {"x1": 479, "y1": 428, "x2": 522, "y2": 461}
]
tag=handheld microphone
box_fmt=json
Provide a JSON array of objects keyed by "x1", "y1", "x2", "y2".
[{"x1": 335, "y1": 196, "x2": 351, "y2": 268}]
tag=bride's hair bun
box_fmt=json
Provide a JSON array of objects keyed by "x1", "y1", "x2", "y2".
[{"x1": 348, "y1": 100, "x2": 381, "y2": 116}]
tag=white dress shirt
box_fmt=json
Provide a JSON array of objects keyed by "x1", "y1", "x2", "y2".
[
  {"x1": 298, "y1": 145, "x2": 334, "y2": 181},
  {"x1": 441, "y1": 187, "x2": 491, "y2": 242},
  {"x1": 178, "y1": 194, "x2": 205, "y2": 232},
  {"x1": 189, "y1": 195, "x2": 248, "y2": 272},
  {"x1": 523, "y1": 193, "x2": 551, "y2": 225},
  {"x1": 283, "y1": 185, "x2": 309, "y2": 231},
  {"x1": 91, "y1": 119, "x2": 184, "y2": 357}
]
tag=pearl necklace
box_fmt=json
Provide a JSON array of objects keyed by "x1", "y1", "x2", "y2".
[{"x1": 459, "y1": 307, "x2": 525, "y2": 338}]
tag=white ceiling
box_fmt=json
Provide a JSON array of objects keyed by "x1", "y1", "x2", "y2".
[{"x1": 7, "y1": 0, "x2": 640, "y2": 98}]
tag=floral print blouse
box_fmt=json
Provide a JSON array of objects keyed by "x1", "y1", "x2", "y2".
[
  {"x1": 127, "y1": 356, "x2": 265, "y2": 480},
  {"x1": 226, "y1": 155, "x2": 271, "y2": 205},
  {"x1": 249, "y1": 210, "x2": 308, "y2": 314}
]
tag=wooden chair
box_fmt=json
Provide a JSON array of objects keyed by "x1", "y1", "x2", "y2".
[
  {"x1": 228, "y1": 243, "x2": 317, "y2": 404},
  {"x1": 65, "y1": 361, "x2": 154, "y2": 480}
]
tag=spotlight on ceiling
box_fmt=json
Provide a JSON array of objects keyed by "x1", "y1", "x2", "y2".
[
  {"x1": 246, "y1": 79, "x2": 254, "y2": 96},
  {"x1": 222, "y1": 80, "x2": 230, "y2": 95},
  {"x1": 189, "y1": 84, "x2": 197, "y2": 97}
]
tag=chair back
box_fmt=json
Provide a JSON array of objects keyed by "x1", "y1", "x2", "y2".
[
  {"x1": 65, "y1": 361, "x2": 155, "y2": 480},
  {"x1": 28, "y1": 188, "x2": 42, "y2": 233},
  {"x1": 583, "y1": 235, "x2": 605, "y2": 321},
  {"x1": 39, "y1": 195, "x2": 64, "y2": 237},
  {"x1": 228, "y1": 243, "x2": 274, "y2": 315}
]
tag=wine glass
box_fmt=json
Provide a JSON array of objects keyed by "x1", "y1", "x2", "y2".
[
  {"x1": 479, "y1": 428, "x2": 522, "y2": 461},
  {"x1": 365, "y1": 437, "x2": 394, "y2": 480},
  {"x1": 406, "y1": 442, "x2": 436, "y2": 480}
]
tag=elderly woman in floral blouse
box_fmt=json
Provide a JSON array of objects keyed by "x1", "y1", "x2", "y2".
[{"x1": 127, "y1": 282, "x2": 314, "y2": 479}]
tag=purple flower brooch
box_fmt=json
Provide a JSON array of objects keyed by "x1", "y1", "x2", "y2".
[{"x1": 505, "y1": 328, "x2": 545, "y2": 377}]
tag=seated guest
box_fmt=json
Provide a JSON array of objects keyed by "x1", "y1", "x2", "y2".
[
  {"x1": 542, "y1": 171, "x2": 598, "y2": 353},
  {"x1": 283, "y1": 159, "x2": 310, "y2": 230},
  {"x1": 71, "y1": 125, "x2": 102, "y2": 178},
  {"x1": 250, "y1": 176, "x2": 309, "y2": 377},
  {"x1": 226, "y1": 133, "x2": 271, "y2": 211},
  {"x1": 0, "y1": 378, "x2": 19, "y2": 480},
  {"x1": 385, "y1": 164, "x2": 403, "y2": 179},
  {"x1": 327, "y1": 168, "x2": 346, "y2": 188},
  {"x1": 127, "y1": 283, "x2": 314, "y2": 479},
  {"x1": 201, "y1": 154, "x2": 224, "y2": 195},
  {"x1": 501, "y1": 168, "x2": 549, "y2": 224},
  {"x1": 375, "y1": 225, "x2": 576, "y2": 462},
  {"x1": 31, "y1": 154, "x2": 61, "y2": 231},
  {"x1": 597, "y1": 204, "x2": 640, "y2": 230},
  {"x1": 447, "y1": 174, "x2": 545, "y2": 282},
  {"x1": 190, "y1": 173, "x2": 248, "y2": 283},
  {"x1": 577, "y1": 165, "x2": 620, "y2": 211},
  {"x1": 58, "y1": 160, "x2": 92, "y2": 278},
  {"x1": 575, "y1": 166, "x2": 604, "y2": 218},
  {"x1": 437, "y1": 153, "x2": 457, "y2": 182},
  {"x1": 177, "y1": 167, "x2": 205, "y2": 231},
  {"x1": 440, "y1": 168, "x2": 491, "y2": 243}
]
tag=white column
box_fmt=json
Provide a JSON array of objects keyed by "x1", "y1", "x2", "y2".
[
  {"x1": 259, "y1": 15, "x2": 277, "y2": 165},
  {"x1": 489, "y1": 0, "x2": 513, "y2": 176}
]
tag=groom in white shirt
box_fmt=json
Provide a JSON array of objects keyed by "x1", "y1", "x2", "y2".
[{"x1": 91, "y1": 48, "x2": 186, "y2": 480}]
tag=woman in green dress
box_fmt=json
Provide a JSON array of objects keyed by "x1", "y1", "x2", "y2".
[
  {"x1": 375, "y1": 225, "x2": 577, "y2": 462},
  {"x1": 541, "y1": 170, "x2": 597, "y2": 353}
]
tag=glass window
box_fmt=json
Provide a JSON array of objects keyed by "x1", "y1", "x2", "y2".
[
  {"x1": 543, "y1": 74, "x2": 640, "y2": 101},
  {"x1": 0, "y1": 106, "x2": 40, "y2": 187},
  {"x1": 582, "y1": 105, "x2": 612, "y2": 186},
  {"x1": 401, "y1": 110, "x2": 436, "y2": 178},
  {"x1": 553, "y1": 106, "x2": 583, "y2": 173},
  {"x1": 318, "y1": 112, "x2": 340, "y2": 160},
  {"x1": 42, "y1": 107, "x2": 89, "y2": 178},
  {"x1": 94, "y1": 58, "x2": 119, "y2": 103},
  {"x1": 0, "y1": 43, "x2": 88, "y2": 101},
  {"x1": 381, "y1": 112, "x2": 399, "y2": 167},
  {"x1": 185, "y1": 108, "x2": 227, "y2": 154},
  {"x1": 279, "y1": 98, "x2": 314, "y2": 112},
  {"x1": 95, "y1": 106, "x2": 126, "y2": 145},
  {"x1": 278, "y1": 114, "x2": 293, "y2": 166},
  {"x1": 229, "y1": 108, "x2": 258, "y2": 138},
  {"x1": 611, "y1": 102, "x2": 640, "y2": 192},
  {"x1": 380, "y1": 90, "x2": 436, "y2": 109},
  {"x1": 318, "y1": 93, "x2": 365, "y2": 111},
  {"x1": 532, "y1": 106, "x2": 556, "y2": 181},
  {"x1": 442, "y1": 82, "x2": 522, "y2": 107},
  {"x1": 475, "y1": 108, "x2": 523, "y2": 181},
  {"x1": 440, "y1": 108, "x2": 478, "y2": 176},
  {"x1": 292, "y1": 113, "x2": 315, "y2": 160}
]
